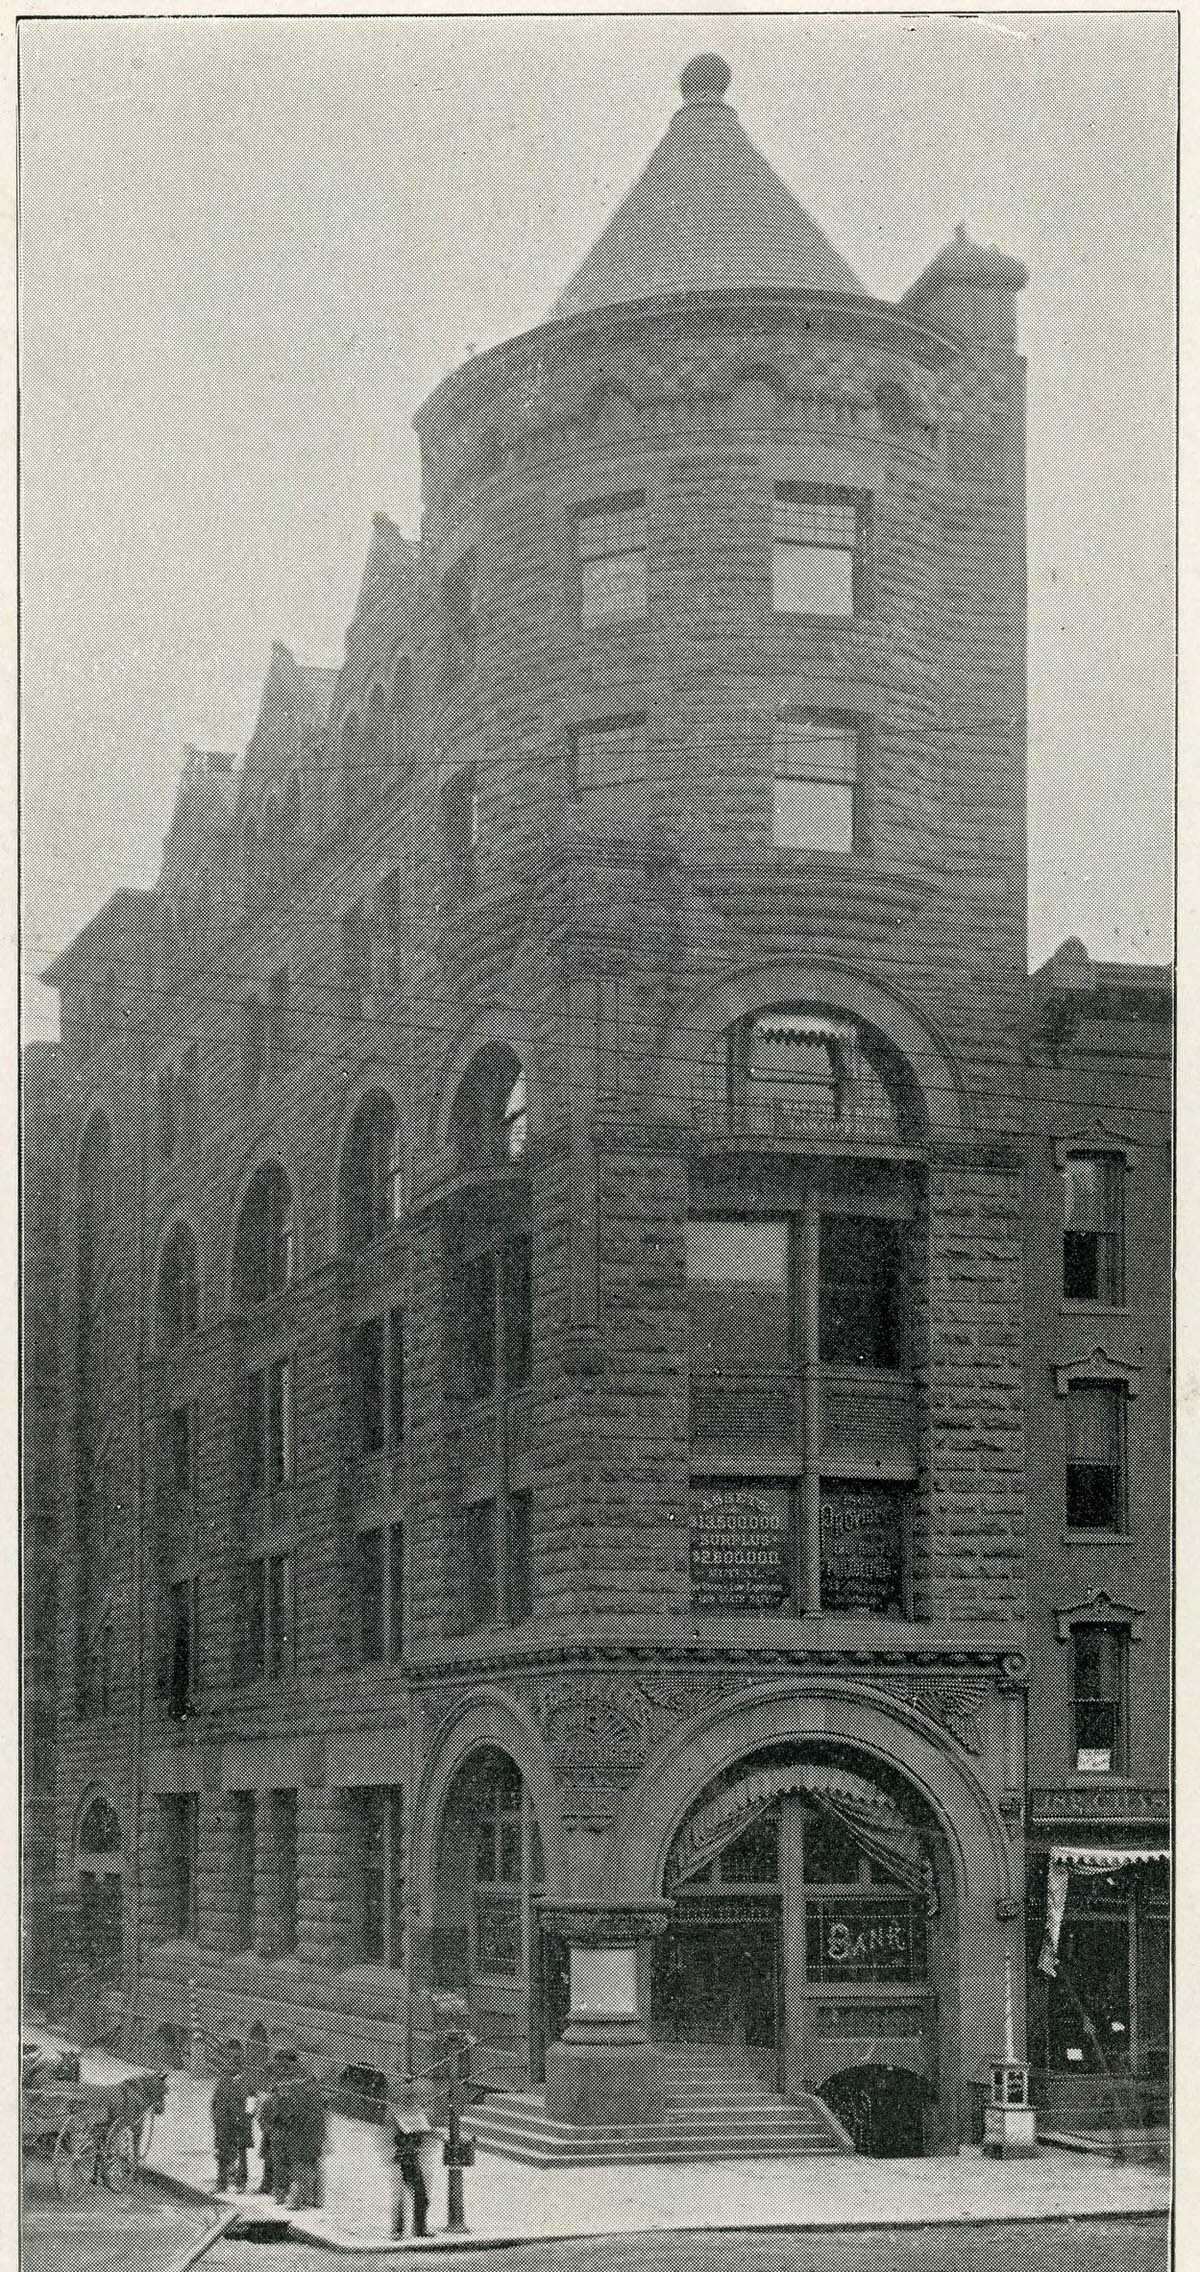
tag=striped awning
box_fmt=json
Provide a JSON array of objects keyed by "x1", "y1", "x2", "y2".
[
  {"x1": 669, "y1": 1761, "x2": 925, "y2": 1889},
  {"x1": 1050, "y1": 1845, "x2": 1169, "y2": 1870}
]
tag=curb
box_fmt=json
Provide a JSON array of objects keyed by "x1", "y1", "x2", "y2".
[{"x1": 160, "y1": 2206, "x2": 242, "y2": 2272}]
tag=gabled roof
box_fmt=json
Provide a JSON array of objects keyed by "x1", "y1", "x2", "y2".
[
  {"x1": 550, "y1": 54, "x2": 865, "y2": 321},
  {"x1": 351, "y1": 513, "x2": 418, "y2": 632}
]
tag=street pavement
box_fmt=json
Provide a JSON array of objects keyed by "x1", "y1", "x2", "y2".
[
  {"x1": 23, "y1": 2170, "x2": 214, "y2": 2272},
  {"x1": 201, "y1": 2217, "x2": 1170, "y2": 2272}
]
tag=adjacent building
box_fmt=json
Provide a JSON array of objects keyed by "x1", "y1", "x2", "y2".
[{"x1": 30, "y1": 57, "x2": 1170, "y2": 2154}]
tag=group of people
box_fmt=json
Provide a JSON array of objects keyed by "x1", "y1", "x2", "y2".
[
  {"x1": 211, "y1": 2043, "x2": 435, "y2": 2237},
  {"x1": 211, "y1": 2040, "x2": 327, "y2": 2208}
]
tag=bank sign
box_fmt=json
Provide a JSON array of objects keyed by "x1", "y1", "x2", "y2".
[
  {"x1": 690, "y1": 1484, "x2": 790, "y2": 1608},
  {"x1": 819, "y1": 1483, "x2": 905, "y2": 1615}
]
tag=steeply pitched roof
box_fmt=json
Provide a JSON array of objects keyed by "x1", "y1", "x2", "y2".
[{"x1": 550, "y1": 54, "x2": 865, "y2": 321}]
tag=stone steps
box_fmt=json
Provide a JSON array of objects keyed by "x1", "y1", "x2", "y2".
[{"x1": 466, "y1": 2078, "x2": 852, "y2": 2167}]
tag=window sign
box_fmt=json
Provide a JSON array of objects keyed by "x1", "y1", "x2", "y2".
[
  {"x1": 820, "y1": 1483, "x2": 905, "y2": 1615},
  {"x1": 805, "y1": 1896, "x2": 926, "y2": 1984},
  {"x1": 690, "y1": 1483, "x2": 791, "y2": 1608}
]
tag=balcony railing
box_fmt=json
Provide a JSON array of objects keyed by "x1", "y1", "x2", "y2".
[{"x1": 689, "y1": 1082, "x2": 909, "y2": 1148}]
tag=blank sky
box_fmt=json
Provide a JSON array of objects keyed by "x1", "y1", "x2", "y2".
[{"x1": 18, "y1": 13, "x2": 1176, "y2": 1042}]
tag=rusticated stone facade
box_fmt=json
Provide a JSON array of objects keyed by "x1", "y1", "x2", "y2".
[{"x1": 32, "y1": 57, "x2": 1168, "y2": 2155}]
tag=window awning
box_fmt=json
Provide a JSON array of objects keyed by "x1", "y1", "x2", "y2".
[
  {"x1": 668, "y1": 1759, "x2": 931, "y2": 1898},
  {"x1": 753, "y1": 1013, "x2": 855, "y2": 1046},
  {"x1": 1050, "y1": 1845, "x2": 1169, "y2": 1870}
]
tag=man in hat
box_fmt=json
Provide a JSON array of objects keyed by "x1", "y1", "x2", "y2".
[
  {"x1": 391, "y1": 2075, "x2": 433, "y2": 2238},
  {"x1": 212, "y1": 2040, "x2": 251, "y2": 2193},
  {"x1": 285, "y1": 2057, "x2": 327, "y2": 2210}
]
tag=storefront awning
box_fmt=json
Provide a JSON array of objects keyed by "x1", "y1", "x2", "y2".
[{"x1": 1050, "y1": 1845, "x2": 1169, "y2": 1870}]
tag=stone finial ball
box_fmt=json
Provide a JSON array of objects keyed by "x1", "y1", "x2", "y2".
[{"x1": 680, "y1": 54, "x2": 732, "y2": 102}]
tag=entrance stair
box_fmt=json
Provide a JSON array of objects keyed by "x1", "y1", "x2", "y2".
[{"x1": 465, "y1": 2045, "x2": 853, "y2": 2166}]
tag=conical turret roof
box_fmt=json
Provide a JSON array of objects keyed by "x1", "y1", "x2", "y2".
[{"x1": 550, "y1": 55, "x2": 865, "y2": 320}]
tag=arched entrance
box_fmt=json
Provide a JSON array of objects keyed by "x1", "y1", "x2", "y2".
[
  {"x1": 76, "y1": 1792, "x2": 124, "y2": 1980},
  {"x1": 648, "y1": 1743, "x2": 953, "y2": 2154},
  {"x1": 433, "y1": 1747, "x2": 563, "y2": 2086}
]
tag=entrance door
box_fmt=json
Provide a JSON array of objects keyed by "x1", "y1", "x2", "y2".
[{"x1": 653, "y1": 1904, "x2": 781, "y2": 2084}]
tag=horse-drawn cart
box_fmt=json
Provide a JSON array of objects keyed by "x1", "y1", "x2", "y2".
[{"x1": 22, "y1": 2046, "x2": 166, "y2": 2198}]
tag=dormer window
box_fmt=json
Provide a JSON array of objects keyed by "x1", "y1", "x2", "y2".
[
  {"x1": 773, "y1": 486, "x2": 869, "y2": 616},
  {"x1": 577, "y1": 495, "x2": 647, "y2": 627}
]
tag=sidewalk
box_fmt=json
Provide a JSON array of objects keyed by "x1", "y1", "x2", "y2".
[{"x1": 24, "y1": 2027, "x2": 1170, "y2": 2252}]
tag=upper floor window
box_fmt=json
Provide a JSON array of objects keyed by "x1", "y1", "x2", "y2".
[
  {"x1": 348, "y1": 1307, "x2": 405, "y2": 1460},
  {"x1": 773, "y1": 486, "x2": 868, "y2": 616},
  {"x1": 260, "y1": 795, "x2": 282, "y2": 893},
  {"x1": 78, "y1": 1112, "x2": 115, "y2": 1291},
  {"x1": 356, "y1": 1520, "x2": 405, "y2": 1667},
  {"x1": 724, "y1": 1009, "x2": 917, "y2": 1146},
  {"x1": 176, "y1": 1044, "x2": 200, "y2": 1155},
  {"x1": 1063, "y1": 1153, "x2": 1125, "y2": 1305},
  {"x1": 342, "y1": 903, "x2": 372, "y2": 1020},
  {"x1": 233, "y1": 1163, "x2": 295, "y2": 1307},
  {"x1": 341, "y1": 1093, "x2": 403, "y2": 1252},
  {"x1": 363, "y1": 683, "x2": 389, "y2": 798},
  {"x1": 157, "y1": 1222, "x2": 200, "y2": 1349},
  {"x1": 341, "y1": 714, "x2": 362, "y2": 825},
  {"x1": 773, "y1": 716, "x2": 861, "y2": 852},
  {"x1": 242, "y1": 995, "x2": 267, "y2": 1103},
  {"x1": 160, "y1": 1793, "x2": 199, "y2": 1938},
  {"x1": 242, "y1": 812, "x2": 260, "y2": 910},
  {"x1": 441, "y1": 550, "x2": 478, "y2": 685},
  {"x1": 243, "y1": 1353, "x2": 296, "y2": 1494},
  {"x1": 243, "y1": 1554, "x2": 295, "y2": 1685},
  {"x1": 574, "y1": 715, "x2": 647, "y2": 794},
  {"x1": 577, "y1": 495, "x2": 647, "y2": 627},
  {"x1": 376, "y1": 869, "x2": 404, "y2": 992},
  {"x1": 1065, "y1": 1383, "x2": 1126, "y2": 1532},
  {"x1": 282, "y1": 771, "x2": 302, "y2": 864},
  {"x1": 451, "y1": 1045, "x2": 527, "y2": 1173},
  {"x1": 442, "y1": 768, "x2": 479, "y2": 903},
  {"x1": 1072, "y1": 1625, "x2": 1126, "y2": 1774}
]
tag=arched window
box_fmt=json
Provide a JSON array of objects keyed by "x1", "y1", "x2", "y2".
[
  {"x1": 340, "y1": 1092, "x2": 403, "y2": 1252},
  {"x1": 451, "y1": 1046, "x2": 527, "y2": 1173},
  {"x1": 724, "y1": 1008, "x2": 924, "y2": 1146},
  {"x1": 78, "y1": 1113, "x2": 115, "y2": 1295},
  {"x1": 392, "y1": 654, "x2": 413, "y2": 769},
  {"x1": 233, "y1": 1163, "x2": 295, "y2": 1307},
  {"x1": 341, "y1": 714, "x2": 361, "y2": 825},
  {"x1": 77, "y1": 1793, "x2": 123, "y2": 1979},
  {"x1": 157, "y1": 1222, "x2": 200, "y2": 1349}
]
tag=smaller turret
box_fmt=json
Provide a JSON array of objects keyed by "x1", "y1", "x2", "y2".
[{"x1": 902, "y1": 223, "x2": 1028, "y2": 350}]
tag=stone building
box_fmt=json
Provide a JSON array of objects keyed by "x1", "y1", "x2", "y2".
[
  {"x1": 22, "y1": 1039, "x2": 65, "y2": 1999},
  {"x1": 35, "y1": 57, "x2": 1169, "y2": 2155}
]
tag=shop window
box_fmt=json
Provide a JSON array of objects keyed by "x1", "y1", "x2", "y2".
[
  {"x1": 577, "y1": 494, "x2": 647, "y2": 626},
  {"x1": 157, "y1": 1223, "x2": 200, "y2": 1348},
  {"x1": 1072, "y1": 1625, "x2": 1125, "y2": 1773},
  {"x1": 574, "y1": 715, "x2": 647, "y2": 793},
  {"x1": 161, "y1": 1793, "x2": 199, "y2": 1940},
  {"x1": 773, "y1": 485, "x2": 868, "y2": 615},
  {"x1": 1063, "y1": 1154, "x2": 1124, "y2": 1304},
  {"x1": 233, "y1": 1164, "x2": 295, "y2": 1306},
  {"x1": 1046, "y1": 1874, "x2": 1133, "y2": 2074},
  {"x1": 340, "y1": 1094, "x2": 402, "y2": 1252},
  {"x1": 342, "y1": 903, "x2": 371, "y2": 1019},
  {"x1": 442, "y1": 767, "x2": 479, "y2": 902},
  {"x1": 773, "y1": 717, "x2": 860, "y2": 852},
  {"x1": 232, "y1": 1792, "x2": 256, "y2": 1951},
  {"x1": 441, "y1": 550, "x2": 478, "y2": 685},
  {"x1": 271, "y1": 1791, "x2": 298, "y2": 1956},
  {"x1": 352, "y1": 1787, "x2": 404, "y2": 1966},
  {"x1": 1065, "y1": 1384, "x2": 1125, "y2": 1532}
]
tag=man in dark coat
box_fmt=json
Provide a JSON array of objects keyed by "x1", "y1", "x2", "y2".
[
  {"x1": 285, "y1": 2062, "x2": 327, "y2": 2209},
  {"x1": 212, "y1": 2040, "x2": 251, "y2": 2193},
  {"x1": 392, "y1": 2077, "x2": 432, "y2": 2238}
]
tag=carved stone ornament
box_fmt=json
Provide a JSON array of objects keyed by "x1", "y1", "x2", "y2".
[
  {"x1": 535, "y1": 1900, "x2": 673, "y2": 1949},
  {"x1": 876, "y1": 1673, "x2": 991, "y2": 1755},
  {"x1": 536, "y1": 1674, "x2": 741, "y2": 1778}
]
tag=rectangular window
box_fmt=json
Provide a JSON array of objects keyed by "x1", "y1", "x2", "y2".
[
  {"x1": 442, "y1": 549, "x2": 478, "y2": 683},
  {"x1": 388, "y1": 1308, "x2": 406, "y2": 1448},
  {"x1": 179, "y1": 1043, "x2": 200, "y2": 1152},
  {"x1": 578, "y1": 495, "x2": 647, "y2": 626},
  {"x1": 773, "y1": 717, "x2": 860, "y2": 852},
  {"x1": 268, "y1": 1551, "x2": 294, "y2": 1681},
  {"x1": 442, "y1": 767, "x2": 479, "y2": 901},
  {"x1": 353, "y1": 1786, "x2": 404, "y2": 1967},
  {"x1": 502, "y1": 1237, "x2": 532, "y2": 1387},
  {"x1": 463, "y1": 1250, "x2": 497, "y2": 1401},
  {"x1": 244, "y1": 1373, "x2": 266, "y2": 1496},
  {"x1": 167, "y1": 1576, "x2": 199, "y2": 1717},
  {"x1": 1063, "y1": 1154, "x2": 1125, "y2": 1305},
  {"x1": 377, "y1": 869, "x2": 404, "y2": 991},
  {"x1": 245, "y1": 1557, "x2": 266, "y2": 1682},
  {"x1": 819, "y1": 1216, "x2": 904, "y2": 1370},
  {"x1": 1066, "y1": 1384, "x2": 1125, "y2": 1531},
  {"x1": 773, "y1": 486, "x2": 867, "y2": 616},
  {"x1": 1073, "y1": 1627, "x2": 1125, "y2": 1773},
  {"x1": 342, "y1": 903, "x2": 371, "y2": 1019},
  {"x1": 357, "y1": 1527, "x2": 385, "y2": 1664},
  {"x1": 687, "y1": 1218, "x2": 791, "y2": 1377},
  {"x1": 272, "y1": 1790, "x2": 298, "y2": 1956},
  {"x1": 464, "y1": 1498, "x2": 499, "y2": 1631},
  {"x1": 507, "y1": 1491, "x2": 533, "y2": 1625},
  {"x1": 574, "y1": 715, "x2": 647, "y2": 793},
  {"x1": 389, "y1": 1520, "x2": 404, "y2": 1662},
  {"x1": 162, "y1": 1793, "x2": 199, "y2": 1940},
  {"x1": 232, "y1": 1792, "x2": 256, "y2": 1952},
  {"x1": 353, "y1": 1317, "x2": 386, "y2": 1457},
  {"x1": 266, "y1": 969, "x2": 289, "y2": 1076},
  {"x1": 267, "y1": 1356, "x2": 295, "y2": 1487},
  {"x1": 170, "y1": 1403, "x2": 195, "y2": 1500}
]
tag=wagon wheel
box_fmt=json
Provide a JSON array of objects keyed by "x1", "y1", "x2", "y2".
[
  {"x1": 102, "y1": 2118, "x2": 137, "y2": 2193},
  {"x1": 135, "y1": 2101, "x2": 156, "y2": 2163},
  {"x1": 52, "y1": 2112, "x2": 94, "y2": 2198}
]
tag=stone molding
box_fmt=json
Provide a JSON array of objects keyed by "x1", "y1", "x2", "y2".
[{"x1": 536, "y1": 1900, "x2": 672, "y2": 1948}]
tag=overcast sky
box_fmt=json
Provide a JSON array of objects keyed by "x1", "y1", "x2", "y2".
[{"x1": 18, "y1": 12, "x2": 1176, "y2": 1043}]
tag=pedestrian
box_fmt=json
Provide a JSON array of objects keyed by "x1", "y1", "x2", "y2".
[
  {"x1": 285, "y1": 2060, "x2": 327, "y2": 2209},
  {"x1": 391, "y1": 2076, "x2": 433, "y2": 2239},
  {"x1": 270, "y1": 2052, "x2": 299, "y2": 2206},
  {"x1": 212, "y1": 2039, "x2": 251, "y2": 2193}
]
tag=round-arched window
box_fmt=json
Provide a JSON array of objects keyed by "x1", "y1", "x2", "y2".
[
  {"x1": 340, "y1": 1092, "x2": 403, "y2": 1253},
  {"x1": 451, "y1": 1046, "x2": 527, "y2": 1173},
  {"x1": 232, "y1": 1163, "x2": 295, "y2": 1307},
  {"x1": 157, "y1": 1222, "x2": 200, "y2": 1348}
]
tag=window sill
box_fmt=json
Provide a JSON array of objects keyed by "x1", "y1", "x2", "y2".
[
  {"x1": 1060, "y1": 1530, "x2": 1129, "y2": 1545},
  {"x1": 771, "y1": 607, "x2": 862, "y2": 625},
  {"x1": 771, "y1": 846, "x2": 863, "y2": 866}
]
